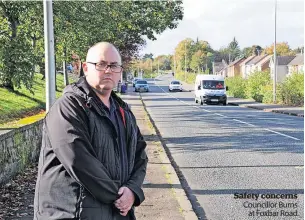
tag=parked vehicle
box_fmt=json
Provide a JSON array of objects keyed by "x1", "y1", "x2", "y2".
[
  {"x1": 194, "y1": 75, "x2": 228, "y2": 105},
  {"x1": 132, "y1": 78, "x2": 141, "y2": 87},
  {"x1": 169, "y1": 80, "x2": 183, "y2": 92},
  {"x1": 134, "y1": 80, "x2": 149, "y2": 92}
]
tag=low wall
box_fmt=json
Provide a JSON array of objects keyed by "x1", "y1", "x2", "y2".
[{"x1": 0, "y1": 120, "x2": 43, "y2": 185}]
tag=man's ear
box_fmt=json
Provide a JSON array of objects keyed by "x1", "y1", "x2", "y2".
[{"x1": 82, "y1": 62, "x2": 88, "y2": 73}]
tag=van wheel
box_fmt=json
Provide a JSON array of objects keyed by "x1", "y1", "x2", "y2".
[
  {"x1": 223, "y1": 101, "x2": 227, "y2": 106},
  {"x1": 195, "y1": 97, "x2": 198, "y2": 103},
  {"x1": 200, "y1": 97, "x2": 203, "y2": 105}
]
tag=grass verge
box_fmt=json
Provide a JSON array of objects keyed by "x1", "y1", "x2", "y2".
[{"x1": 0, "y1": 73, "x2": 76, "y2": 127}]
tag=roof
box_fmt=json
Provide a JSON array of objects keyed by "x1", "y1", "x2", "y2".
[
  {"x1": 255, "y1": 55, "x2": 272, "y2": 66},
  {"x1": 228, "y1": 57, "x2": 245, "y2": 67},
  {"x1": 196, "y1": 74, "x2": 224, "y2": 81},
  {"x1": 287, "y1": 55, "x2": 304, "y2": 66},
  {"x1": 271, "y1": 56, "x2": 296, "y2": 65},
  {"x1": 213, "y1": 61, "x2": 226, "y2": 73},
  {"x1": 246, "y1": 55, "x2": 268, "y2": 65},
  {"x1": 239, "y1": 55, "x2": 255, "y2": 66}
]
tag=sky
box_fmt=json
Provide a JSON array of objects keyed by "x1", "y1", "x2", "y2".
[{"x1": 140, "y1": 0, "x2": 304, "y2": 57}]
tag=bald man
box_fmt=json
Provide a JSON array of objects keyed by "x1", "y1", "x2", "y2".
[{"x1": 34, "y1": 42, "x2": 148, "y2": 220}]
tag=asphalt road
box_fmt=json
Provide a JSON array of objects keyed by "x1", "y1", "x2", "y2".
[{"x1": 134, "y1": 74, "x2": 304, "y2": 220}]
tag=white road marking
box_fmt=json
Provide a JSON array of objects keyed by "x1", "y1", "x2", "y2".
[
  {"x1": 264, "y1": 128, "x2": 301, "y2": 141},
  {"x1": 233, "y1": 119, "x2": 257, "y2": 127},
  {"x1": 151, "y1": 76, "x2": 302, "y2": 141}
]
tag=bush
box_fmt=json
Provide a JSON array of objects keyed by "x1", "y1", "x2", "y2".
[
  {"x1": 260, "y1": 84, "x2": 274, "y2": 103},
  {"x1": 278, "y1": 73, "x2": 304, "y2": 106},
  {"x1": 175, "y1": 71, "x2": 196, "y2": 84},
  {"x1": 246, "y1": 71, "x2": 271, "y2": 102},
  {"x1": 225, "y1": 76, "x2": 247, "y2": 98}
]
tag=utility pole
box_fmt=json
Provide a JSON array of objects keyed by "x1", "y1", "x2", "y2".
[
  {"x1": 158, "y1": 60, "x2": 159, "y2": 75},
  {"x1": 151, "y1": 59, "x2": 153, "y2": 79},
  {"x1": 273, "y1": 0, "x2": 277, "y2": 103},
  {"x1": 44, "y1": 0, "x2": 56, "y2": 112},
  {"x1": 184, "y1": 42, "x2": 187, "y2": 82},
  {"x1": 63, "y1": 48, "x2": 69, "y2": 86},
  {"x1": 174, "y1": 52, "x2": 176, "y2": 78}
]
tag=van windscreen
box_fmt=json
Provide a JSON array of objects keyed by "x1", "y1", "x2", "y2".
[{"x1": 202, "y1": 80, "x2": 224, "y2": 89}]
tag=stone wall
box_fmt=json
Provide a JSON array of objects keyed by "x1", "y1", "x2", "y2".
[{"x1": 0, "y1": 120, "x2": 43, "y2": 185}]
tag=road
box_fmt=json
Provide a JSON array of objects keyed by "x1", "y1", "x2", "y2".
[{"x1": 135, "y1": 74, "x2": 304, "y2": 220}]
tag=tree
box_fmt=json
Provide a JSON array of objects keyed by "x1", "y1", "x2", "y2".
[
  {"x1": 0, "y1": 2, "x2": 43, "y2": 91},
  {"x1": 227, "y1": 37, "x2": 241, "y2": 62},
  {"x1": 190, "y1": 50, "x2": 205, "y2": 72},
  {"x1": 263, "y1": 42, "x2": 295, "y2": 56},
  {"x1": 0, "y1": 1, "x2": 184, "y2": 91},
  {"x1": 292, "y1": 46, "x2": 304, "y2": 54},
  {"x1": 174, "y1": 38, "x2": 195, "y2": 71},
  {"x1": 214, "y1": 47, "x2": 231, "y2": 63},
  {"x1": 242, "y1": 45, "x2": 263, "y2": 57},
  {"x1": 142, "y1": 53, "x2": 154, "y2": 60}
]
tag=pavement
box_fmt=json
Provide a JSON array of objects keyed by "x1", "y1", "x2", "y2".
[
  {"x1": 122, "y1": 91, "x2": 197, "y2": 220},
  {"x1": 181, "y1": 82, "x2": 304, "y2": 117}
]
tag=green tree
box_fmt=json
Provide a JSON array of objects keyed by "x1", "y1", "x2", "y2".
[
  {"x1": 142, "y1": 53, "x2": 154, "y2": 60},
  {"x1": 0, "y1": 1, "x2": 184, "y2": 91},
  {"x1": 0, "y1": 2, "x2": 42, "y2": 91},
  {"x1": 227, "y1": 37, "x2": 241, "y2": 62}
]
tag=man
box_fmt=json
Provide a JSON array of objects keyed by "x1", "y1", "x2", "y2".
[
  {"x1": 34, "y1": 42, "x2": 148, "y2": 219},
  {"x1": 216, "y1": 82, "x2": 223, "y2": 89}
]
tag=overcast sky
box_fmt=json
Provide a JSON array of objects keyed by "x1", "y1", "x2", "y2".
[{"x1": 140, "y1": 0, "x2": 304, "y2": 57}]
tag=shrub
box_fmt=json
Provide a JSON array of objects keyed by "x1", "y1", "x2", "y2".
[
  {"x1": 278, "y1": 72, "x2": 304, "y2": 106},
  {"x1": 225, "y1": 76, "x2": 247, "y2": 98},
  {"x1": 246, "y1": 71, "x2": 271, "y2": 102},
  {"x1": 260, "y1": 84, "x2": 274, "y2": 103}
]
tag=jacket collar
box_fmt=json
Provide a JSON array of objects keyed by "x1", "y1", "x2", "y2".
[{"x1": 70, "y1": 77, "x2": 129, "y2": 110}]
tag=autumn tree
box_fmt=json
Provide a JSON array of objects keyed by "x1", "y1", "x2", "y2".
[
  {"x1": 174, "y1": 38, "x2": 195, "y2": 71},
  {"x1": 263, "y1": 42, "x2": 295, "y2": 56}
]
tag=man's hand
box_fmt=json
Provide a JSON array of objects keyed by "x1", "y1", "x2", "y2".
[{"x1": 114, "y1": 187, "x2": 135, "y2": 216}]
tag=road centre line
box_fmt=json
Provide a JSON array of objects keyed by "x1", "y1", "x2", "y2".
[
  {"x1": 152, "y1": 77, "x2": 302, "y2": 141},
  {"x1": 233, "y1": 119, "x2": 257, "y2": 127},
  {"x1": 263, "y1": 128, "x2": 301, "y2": 141}
]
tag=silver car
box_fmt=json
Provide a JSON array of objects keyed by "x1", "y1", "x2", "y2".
[{"x1": 134, "y1": 80, "x2": 149, "y2": 92}]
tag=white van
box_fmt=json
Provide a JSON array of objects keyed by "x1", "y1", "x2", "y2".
[{"x1": 194, "y1": 75, "x2": 227, "y2": 105}]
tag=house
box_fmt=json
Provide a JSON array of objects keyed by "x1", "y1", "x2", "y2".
[
  {"x1": 269, "y1": 56, "x2": 296, "y2": 83},
  {"x1": 212, "y1": 59, "x2": 228, "y2": 76},
  {"x1": 287, "y1": 54, "x2": 304, "y2": 76},
  {"x1": 245, "y1": 55, "x2": 268, "y2": 76},
  {"x1": 227, "y1": 57, "x2": 245, "y2": 77},
  {"x1": 253, "y1": 55, "x2": 272, "y2": 72},
  {"x1": 239, "y1": 55, "x2": 255, "y2": 78}
]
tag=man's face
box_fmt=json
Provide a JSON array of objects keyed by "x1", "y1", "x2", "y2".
[{"x1": 83, "y1": 47, "x2": 122, "y2": 91}]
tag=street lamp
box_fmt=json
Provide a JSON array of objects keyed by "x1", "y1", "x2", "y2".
[
  {"x1": 185, "y1": 42, "x2": 187, "y2": 82},
  {"x1": 174, "y1": 51, "x2": 176, "y2": 79},
  {"x1": 273, "y1": 0, "x2": 277, "y2": 103},
  {"x1": 44, "y1": 0, "x2": 56, "y2": 112}
]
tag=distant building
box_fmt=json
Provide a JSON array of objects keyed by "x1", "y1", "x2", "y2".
[
  {"x1": 254, "y1": 55, "x2": 272, "y2": 72},
  {"x1": 227, "y1": 57, "x2": 245, "y2": 77},
  {"x1": 269, "y1": 56, "x2": 296, "y2": 83},
  {"x1": 239, "y1": 55, "x2": 255, "y2": 78},
  {"x1": 287, "y1": 54, "x2": 304, "y2": 76},
  {"x1": 213, "y1": 59, "x2": 228, "y2": 76},
  {"x1": 244, "y1": 55, "x2": 268, "y2": 77}
]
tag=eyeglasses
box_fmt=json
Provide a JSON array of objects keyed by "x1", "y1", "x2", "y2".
[{"x1": 87, "y1": 62, "x2": 123, "y2": 73}]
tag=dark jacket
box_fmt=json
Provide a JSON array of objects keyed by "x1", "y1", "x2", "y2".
[{"x1": 34, "y1": 77, "x2": 148, "y2": 220}]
